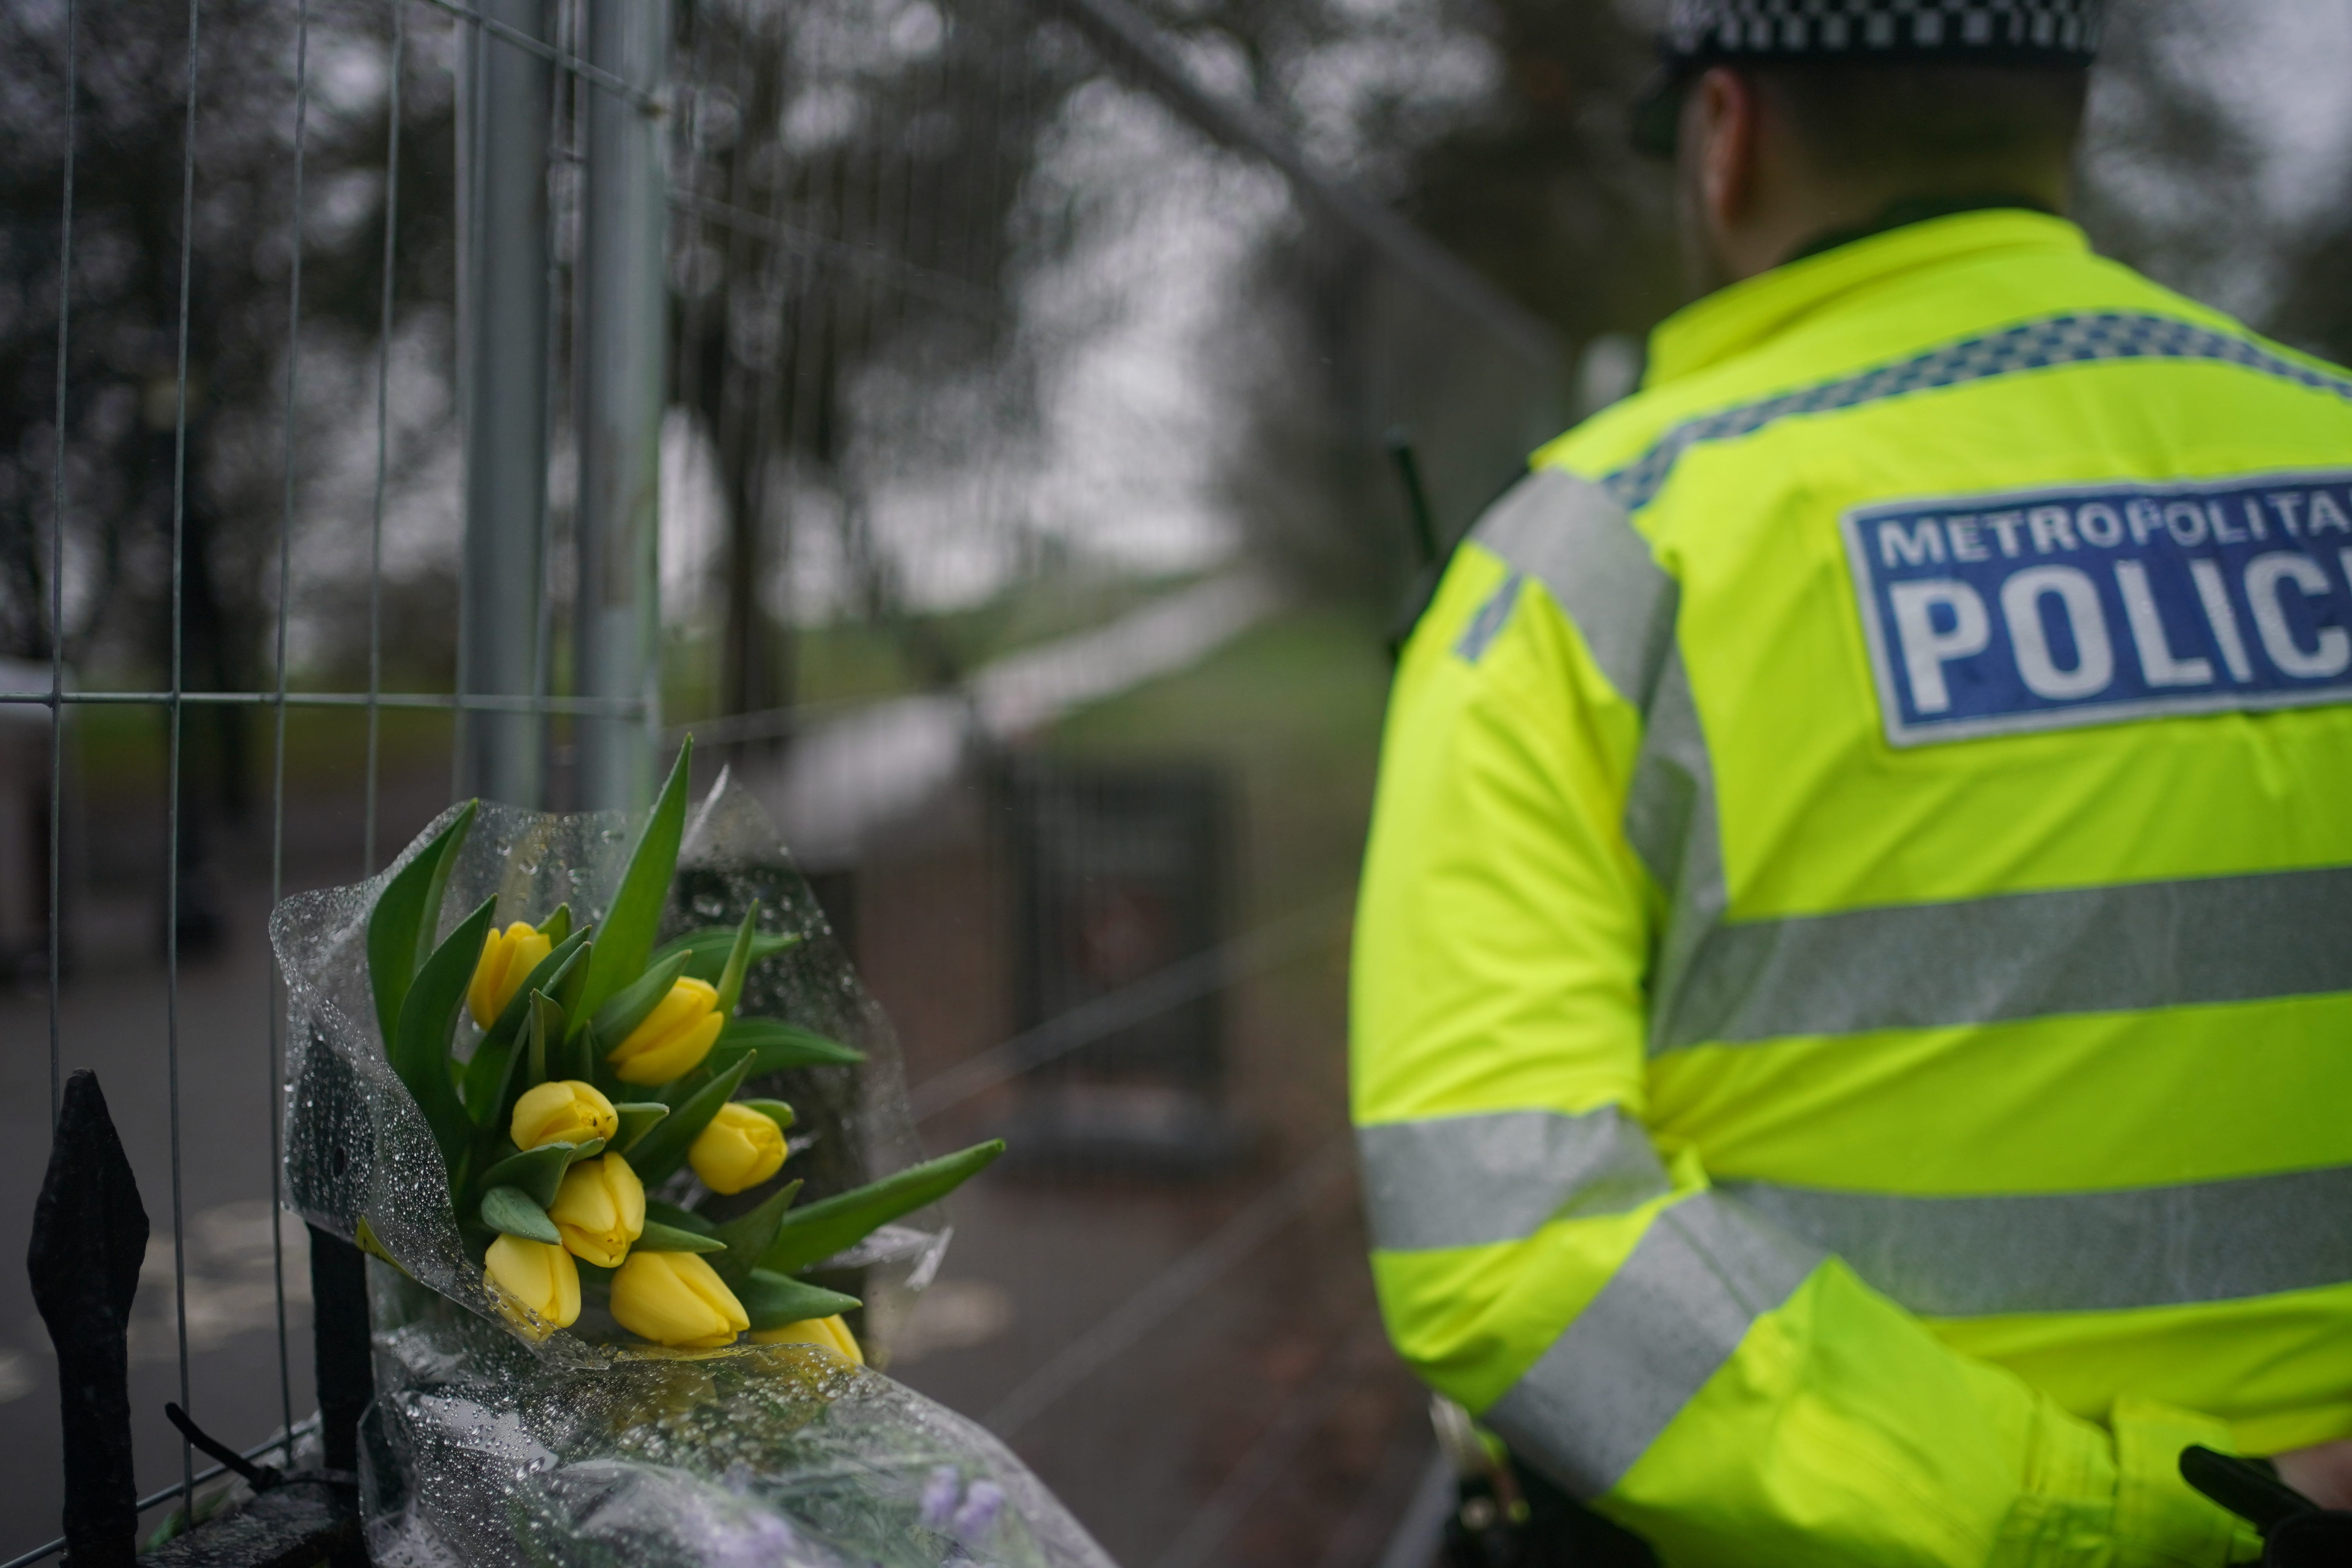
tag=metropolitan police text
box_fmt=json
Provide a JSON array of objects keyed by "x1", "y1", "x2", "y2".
[{"x1": 1842, "y1": 473, "x2": 2352, "y2": 745}]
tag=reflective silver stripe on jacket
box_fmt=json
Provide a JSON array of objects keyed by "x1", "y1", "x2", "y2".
[
  {"x1": 1612, "y1": 635, "x2": 2352, "y2": 1050},
  {"x1": 1485, "y1": 1192, "x2": 1821, "y2": 1499},
  {"x1": 1627, "y1": 657, "x2": 1728, "y2": 1055},
  {"x1": 1472, "y1": 470, "x2": 1678, "y2": 712},
  {"x1": 1625, "y1": 653, "x2": 2352, "y2": 1050},
  {"x1": 1358, "y1": 1107, "x2": 1672, "y2": 1252},
  {"x1": 1653, "y1": 865, "x2": 2352, "y2": 1049},
  {"x1": 1723, "y1": 1166, "x2": 2352, "y2": 1316},
  {"x1": 1465, "y1": 471, "x2": 1755, "y2": 1054}
]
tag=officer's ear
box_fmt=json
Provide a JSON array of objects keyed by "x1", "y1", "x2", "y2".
[{"x1": 1686, "y1": 66, "x2": 1762, "y2": 231}]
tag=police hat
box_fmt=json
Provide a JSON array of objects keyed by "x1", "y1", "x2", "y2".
[{"x1": 1632, "y1": 0, "x2": 2103, "y2": 156}]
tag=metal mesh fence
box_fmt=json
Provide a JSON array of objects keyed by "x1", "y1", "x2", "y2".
[{"x1": 0, "y1": 0, "x2": 1563, "y2": 1555}]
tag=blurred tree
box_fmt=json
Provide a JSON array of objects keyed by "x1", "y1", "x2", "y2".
[
  {"x1": 2270, "y1": 200, "x2": 2352, "y2": 367},
  {"x1": 0, "y1": 0, "x2": 454, "y2": 941},
  {"x1": 670, "y1": 0, "x2": 1093, "y2": 733},
  {"x1": 1391, "y1": 0, "x2": 1675, "y2": 352},
  {"x1": 2071, "y1": 0, "x2": 2271, "y2": 323}
]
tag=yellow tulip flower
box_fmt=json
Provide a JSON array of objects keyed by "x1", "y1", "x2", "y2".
[
  {"x1": 610, "y1": 1250, "x2": 750, "y2": 1348},
  {"x1": 750, "y1": 1312, "x2": 864, "y2": 1365},
  {"x1": 606, "y1": 976, "x2": 725, "y2": 1086},
  {"x1": 468, "y1": 921, "x2": 554, "y2": 1029},
  {"x1": 546, "y1": 1152, "x2": 645, "y2": 1266},
  {"x1": 511, "y1": 1079, "x2": 619, "y2": 1151},
  {"x1": 483, "y1": 1234, "x2": 581, "y2": 1332},
  {"x1": 689, "y1": 1102, "x2": 788, "y2": 1195}
]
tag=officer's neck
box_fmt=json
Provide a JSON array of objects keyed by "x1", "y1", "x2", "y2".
[{"x1": 1678, "y1": 74, "x2": 2070, "y2": 290}]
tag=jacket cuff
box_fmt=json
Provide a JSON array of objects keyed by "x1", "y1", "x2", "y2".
[{"x1": 2112, "y1": 1397, "x2": 2264, "y2": 1568}]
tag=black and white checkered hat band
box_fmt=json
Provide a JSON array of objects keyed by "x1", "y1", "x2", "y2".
[{"x1": 1664, "y1": 0, "x2": 2101, "y2": 61}]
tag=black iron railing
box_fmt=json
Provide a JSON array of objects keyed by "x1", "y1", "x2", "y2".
[{"x1": 22, "y1": 1071, "x2": 365, "y2": 1568}]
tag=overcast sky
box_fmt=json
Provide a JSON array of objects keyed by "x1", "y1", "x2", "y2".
[{"x1": 2214, "y1": 3, "x2": 2352, "y2": 225}]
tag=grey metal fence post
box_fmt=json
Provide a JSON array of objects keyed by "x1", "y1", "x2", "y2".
[
  {"x1": 574, "y1": 0, "x2": 669, "y2": 813},
  {"x1": 457, "y1": 0, "x2": 554, "y2": 808}
]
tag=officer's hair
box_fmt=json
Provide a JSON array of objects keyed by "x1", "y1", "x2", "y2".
[{"x1": 1751, "y1": 63, "x2": 2088, "y2": 185}]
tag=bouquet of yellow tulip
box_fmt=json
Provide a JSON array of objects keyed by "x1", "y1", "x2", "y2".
[
  {"x1": 360, "y1": 738, "x2": 1001, "y2": 1355},
  {"x1": 275, "y1": 756, "x2": 1116, "y2": 1568}
]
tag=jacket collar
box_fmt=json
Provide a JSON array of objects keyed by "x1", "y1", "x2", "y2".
[{"x1": 1643, "y1": 209, "x2": 2091, "y2": 390}]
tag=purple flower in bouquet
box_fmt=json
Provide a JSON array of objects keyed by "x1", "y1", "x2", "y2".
[
  {"x1": 702, "y1": 1508, "x2": 800, "y2": 1568},
  {"x1": 951, "y1": 1481, "x2": 1004, "y2": 1544},
  {"x1": 919, "y1": 1466, "x2": 962, "y2": 1532}
]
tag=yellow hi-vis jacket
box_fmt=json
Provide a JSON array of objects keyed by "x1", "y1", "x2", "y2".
[{"x1": 1352, "y1": 209, "x2": 2352, "y2": 1567}]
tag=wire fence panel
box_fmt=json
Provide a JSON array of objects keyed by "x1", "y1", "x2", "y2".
[{"x1": 0, "y1": 0, "x2": 1564, "y2": 1555}]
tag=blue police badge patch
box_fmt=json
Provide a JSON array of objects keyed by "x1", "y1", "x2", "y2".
[{"x1": 1842, "y1": 471, "x2": 2352, "y2": 746}]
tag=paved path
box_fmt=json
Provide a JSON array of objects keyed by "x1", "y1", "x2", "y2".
[{"x1": 749, "y1": 572, "x2": 1279, "y2": 864}]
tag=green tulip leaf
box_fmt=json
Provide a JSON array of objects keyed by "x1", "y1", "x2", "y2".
[
  {"x1": 648, "y1": 923, "x2": 801, "y2": 986},
  {"x1": 621, "y1": 1052, "x2": 754, "y2": 1187},
  {"x1": 645, "y1": 1016, "x2": 855, "y2": 1112},
  {"x1": 464, "y1": 931, "x2": 590, "y2": 1123},
  {"x1": 740, "y1": 1268, "x2": 861, "y2": 1332},
  {"x1": 460, "y1": 1038, "x2": 516, "y2": 1129},
  {"x1": 551, "y1": 935, "x2": 594, "y2": 1013},
  {"x1": 447, "y1": 1144, "x2": 483, "y2": 1208},
  {"x1": 575, "y1": 741, "x2": 692, "y2": 1026},
  {"x1": 716, "y1": 1017, "x2": 866, "y2": 1073},
  {"x1": 632, "y1": 1220, "x2": 728, "y2": 1254},
  {"x1": 708, "y1": 1180, "x2": 803, "y2": 1287},
  {"x1": 582, "y1": 948, "x2": 692, "y2": 1055},
  {"x1": 653, "y1": 1040, "x2": 760, "y2": 1109},
  {"x1": 739, "y1": 1098, "x2": 795, "y2": 1134},
  {"x1": 759, "y1": 1141, "x2": 1004, "y2": 1276},
  {"x1": 477, "y1": 1138, "x2": 602, "y2": 1210},
  {"x1": 480, "y1": 1185, "x2": 561, "y2": 1244},
  {"x1": 390, "y1": 894, "x2": 499, "y2": 1167},
  {"x1": 539, "y1": 903, "x2": 572, "y2": 947},
  {"x1": 485, "y1": 992, "x2": 569, "y2": 1146},
  {"x1": 612, "y1": 1102, "x2": 669, "y2": 1153},
  {"x1": 478, "y1": 928, "x2": 588, "y2": 1060},
  {"x1": 712, "y1": 902, "x2": 762, "y2": 1022},
  {"x1": 644, "y1": 1200, "x2": 718, "y2": 1237},
  {"x1": 522, "y1": 991, "x2": 568, "y2": 1100},
  {"x1": 367, "y1": 800, "x2": 479, "y2": 1049},
  {"x1": 654, "y1": 1050, "x2": 730, "y2": 1109}
]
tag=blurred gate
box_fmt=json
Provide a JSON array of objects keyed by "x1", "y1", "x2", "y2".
[{"x1": 1000, "y1": 757, "x2": 1241, "y2": 1176}]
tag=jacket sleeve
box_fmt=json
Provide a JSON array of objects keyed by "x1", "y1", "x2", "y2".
[{"x1": 1349, "y1": 508, "x2": 2258, "y2": 1568}]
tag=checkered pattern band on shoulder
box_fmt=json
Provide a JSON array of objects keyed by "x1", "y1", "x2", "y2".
[
  {"x1": 1602, "y1": 312, "x2": 2352, "y2": 514},
  {"x1": 1663, "y1": 0, "x2": 2102, "y2": 61}
]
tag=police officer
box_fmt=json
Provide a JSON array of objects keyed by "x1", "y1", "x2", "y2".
[{"x1": 1351, "y1": 1, "x2": 2352, "y2": 1562}]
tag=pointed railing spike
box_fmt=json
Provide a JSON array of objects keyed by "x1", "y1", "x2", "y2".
[{"x1": 27, "y1": 1068, "x2": 149, "y2": 1568}]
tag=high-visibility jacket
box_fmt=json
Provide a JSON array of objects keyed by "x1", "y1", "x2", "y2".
[{"x1": 1351, "y1": 209, "x2": 2352, "y2": 1567}]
